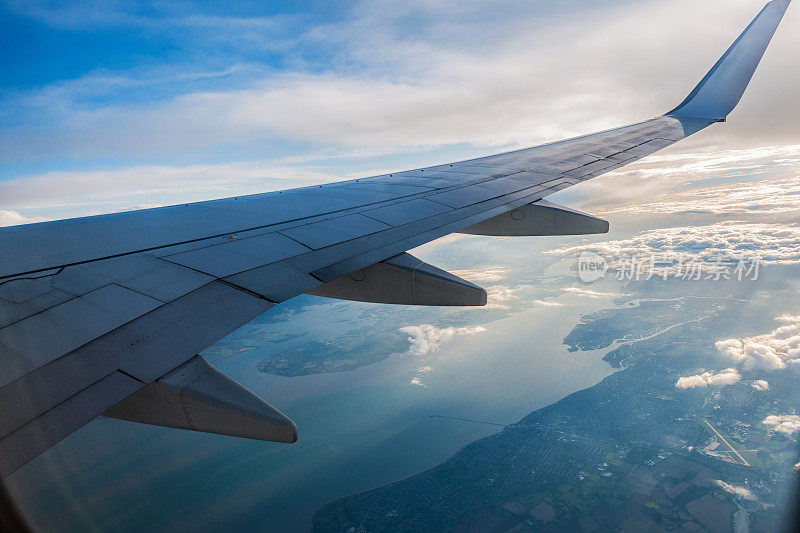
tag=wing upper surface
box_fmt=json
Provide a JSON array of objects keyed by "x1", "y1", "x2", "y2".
[{"x1": 0, "y1": 117, "x2": 695, "y2": 281}]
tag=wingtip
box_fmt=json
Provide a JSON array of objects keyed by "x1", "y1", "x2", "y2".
[
  {"x1": 667, "y1": 0, "x2": 790, "y2": 120},
  {"x1": 769, "y1": 0, "x2": 791, "y2": 11}
]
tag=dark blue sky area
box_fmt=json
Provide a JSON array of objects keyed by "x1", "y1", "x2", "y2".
[{"x1": 0, "y1": 0, "x2": 350, "y2": 90}]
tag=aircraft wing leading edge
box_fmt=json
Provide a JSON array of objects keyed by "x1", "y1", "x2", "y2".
[{"x1": 0, "y1": 0, "x2": 791, "y2": 477}]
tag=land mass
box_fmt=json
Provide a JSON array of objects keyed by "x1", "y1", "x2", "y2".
[{"x1": 313, "y1": 280, "x2": 800, "y2": 532}]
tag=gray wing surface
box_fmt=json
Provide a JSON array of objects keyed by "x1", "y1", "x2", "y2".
[{"x1": 0, "y1": 0, "x2": 790, "y2": 477}]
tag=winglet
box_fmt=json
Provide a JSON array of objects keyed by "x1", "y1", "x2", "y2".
[{"x1": 667, "y1": 0, "x2": 790, "y2": 120}]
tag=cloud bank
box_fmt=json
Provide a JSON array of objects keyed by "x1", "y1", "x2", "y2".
[
  {"x1": 548, "y1": 222, "x2": 800, "y2": 279},
  {"x1": 716, "y1": 315, "x2": 800, "y2": 371},
  {"x1": 608, "y1": 173, "x2": 800, "y2": 216},
  {"x1": 3, "y1": 0, "x2": 799, "y2": 223},
  {"x1": 565, "y1": 145, "x2": 800, "y2": 214},
  {"x1": 0, "y1": 210, "x2": 34, "y2": 227}
]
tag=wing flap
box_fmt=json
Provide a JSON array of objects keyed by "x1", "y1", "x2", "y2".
[
  {"x1": 0, "y1": 281, "x2": 272, "y2": 474},
  {"x1": 0, "y1": 284, "x2": 162, "y2": 387},
  {"x1": 0, "y1": 371, "x2": 143, "y2": 477}
]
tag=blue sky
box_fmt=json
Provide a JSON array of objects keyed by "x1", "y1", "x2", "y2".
[
  {"x1": 0, "y1": 1, "x2": 362, "y2": 95},
  {"x1": 0, "y1": 0, "x2": 797, "y2": 224}
]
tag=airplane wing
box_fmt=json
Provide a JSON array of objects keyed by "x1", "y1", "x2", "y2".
[{"x1": 0, "y1": 0, "x2": 791, "y2": 477}]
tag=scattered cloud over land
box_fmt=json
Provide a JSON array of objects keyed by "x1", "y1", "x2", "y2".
[
  {"x1": 675, "y1": 368, "x2": 741, "y2": 389},
  {"x1": 716, "y1": 315, "x2": 800, "y2": 371},
  {"x1": 482, "y1": 285, "x2": 520, "y2": 309},
  {"x1": 752, "y1": 379, "x2": 770, "y2": 391},
  {"x1": 762, "y1": 414, "x2": 800, "y2": 436},
  {"x1": 399, "y1": 324, "x2": 486, "y2": 356},
  {"x1": 714, "y1": 480, "x2": 756, "y2": 501}
]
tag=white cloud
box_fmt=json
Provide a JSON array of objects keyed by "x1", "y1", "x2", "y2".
[
  {"x1": 416, "y1": 366, "x2": 433, "y2": 373},
  {"x1": 762, "y1": 414, "x2": 800, "y2": 436},
  {"x1": 4, "y1": 0, "x2": 798, "y2": 222},
  {"x1": 450, "y1": 267, "x2": 509, "y2": 283},
  {"x1": 399, "y1": 324, "x2": 487, "y2": 356},
  {"x1": 675, "y1": 368, "x2": 740, "y2": 389},
  {"x1": 716, "y1": 315, "x2": 800, "y2": 371},
  {"x1": 562, "y1": 287, "x2": 618, "y2": 298},
  {"x1": 486, "y1": 285, "x2": 517, "y2": 303},
  {"x1": 0, "y1": 210, "x2": 34, "y2": 227},
  {"x1": 532, "y1": 299, "x2": 564, "y2": 307},
  {"x1": 752, "y1": 380, "x2": 770, "y2": 391},
  {"x1": 606, "y1": 171, "x2": 800, "y2": 216},
  {"x1": 714, "y1": 480, "x2": 756, "y2": 501},
  {"x1": 410, "y1": 377, "x2": 426, "y2": 387},
  {"x1": 0, "y1": 160, "x2": 341, "y2": 214},
  {"x1": 566, "y1": 146, "x2": 800, "y2": 213},
  {"x1": 27, "y1": 0, "x2": 799, "y2": 158}
]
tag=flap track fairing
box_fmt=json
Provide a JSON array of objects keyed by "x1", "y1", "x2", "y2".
[
  {"x1": 458, "y1": 199, "x2": 609, "y2": 236},
  {"x1": 308, "y1": 252, "x2": 487, "y2": 306},
  {"x1": 105, "y1": 356, "x2": 298, "y2": 443}
]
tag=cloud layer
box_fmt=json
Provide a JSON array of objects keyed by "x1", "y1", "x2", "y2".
[
  {"x1": 3, "y1": 0, "x2": 799, "y2": 223},
  {"x1": 607, "y1": 173, "x2": 800, "y2": 216},
  {"x1": 548, "y1": 222, "x2": 800, "y2": 279},
  {"x1": 565, "y1": 145, "x2": 800, "y2": 214}
]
